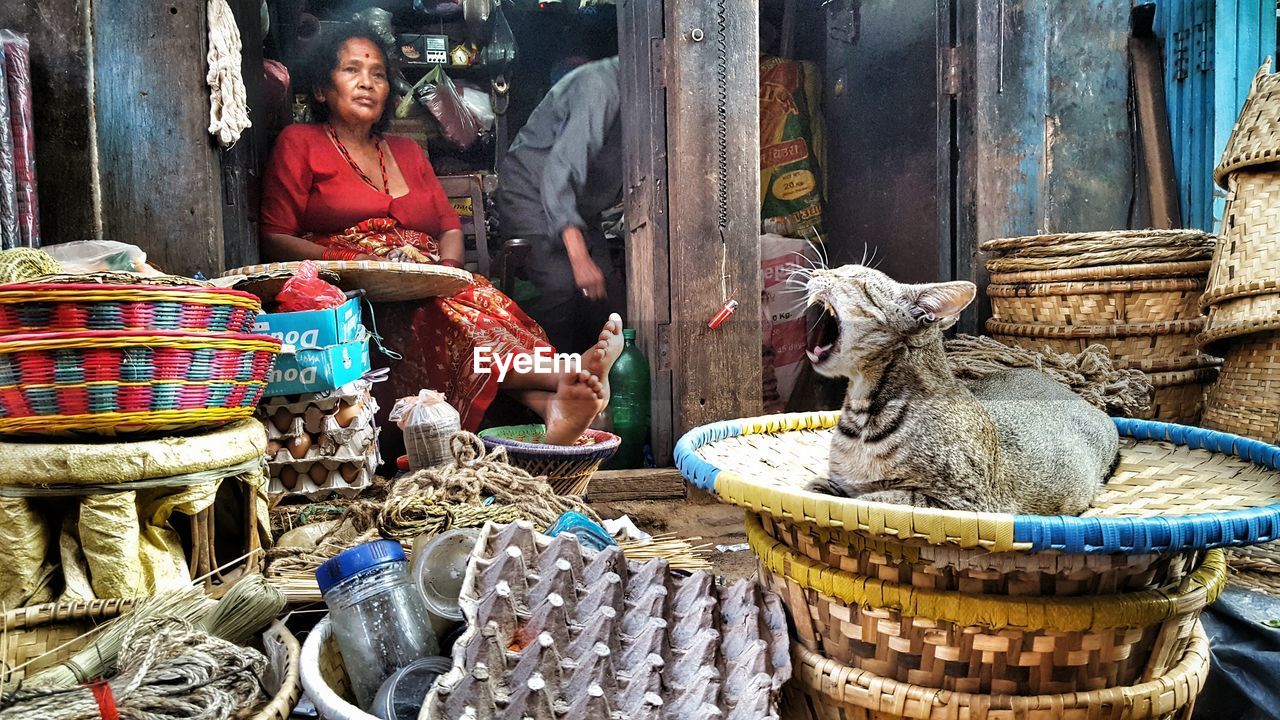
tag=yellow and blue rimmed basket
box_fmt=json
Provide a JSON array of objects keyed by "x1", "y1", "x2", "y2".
[{"x1": 675, "y1": 413, "x2": 1280, "y2": 700}]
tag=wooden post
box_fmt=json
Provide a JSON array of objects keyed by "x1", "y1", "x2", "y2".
[
  {"x1": 619, "y1": 0, "x2": 675, "y2": 464},
  {"x1": 663, "y1": 0, "x2": 762, "y2": 437},
  {"x1": 621, "y1": 0, "x2": 761, "y2": 462},
  {"x1": 92, "y1": 3, "x2": 227, "y2": 276}
]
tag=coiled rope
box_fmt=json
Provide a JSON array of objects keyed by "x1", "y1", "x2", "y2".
[{"x1": 207, "y1": 0, "x2": 251, "y2": 146}]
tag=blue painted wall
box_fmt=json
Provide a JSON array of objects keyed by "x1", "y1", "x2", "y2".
[{"x1": 1155, "y1": 0, "x2": 1277, "y2": 231}]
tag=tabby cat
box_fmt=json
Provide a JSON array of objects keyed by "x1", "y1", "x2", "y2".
[{"x1": 802, "y1": 264, "x2": 1118, "y2": 515}]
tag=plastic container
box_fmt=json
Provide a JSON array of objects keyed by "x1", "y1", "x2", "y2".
[
  {"x1": 411, "y1": 528, "x2": 480, "y2": 622},
  {"x1": 604, "y1": 328, "x2": 651, "y2": 469},
  {"x1": 316, "y1": 540, "x2": 440, "y2": 709},
  {"x1": 546, "y1": 510, "x2": 617, "y2": 552},
  {"x1": 370, "y1": 656, "x2": 453, "y2": 720}
]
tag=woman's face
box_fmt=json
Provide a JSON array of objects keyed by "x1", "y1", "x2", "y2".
[{"x1": 318, "y1": 38, "x2": 389, "y2": 130}]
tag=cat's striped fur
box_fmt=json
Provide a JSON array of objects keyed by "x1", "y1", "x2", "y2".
[{"x1": 802, "y1": 264, "x2": 1117, "y2": 515}]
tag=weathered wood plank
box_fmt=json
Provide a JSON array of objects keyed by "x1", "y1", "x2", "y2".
[
  {"x1": 664, "y1": 0, "x2": 762, "y2": 436},
  {"x1": 92, "y1": 2, "x2": 224, "y2": 276},
  {"x1": 586, "y1": 468, "x2": 687, "y2": 502},
  {"x1": 619, "y1": 0, "x2": 675, "y2": 464},
  {"x1": 220, "y1": 0, "x2": 265, "y2": 270},
  {"x1": 0, "y1": 1, "x2": 99, "y2": 244}
]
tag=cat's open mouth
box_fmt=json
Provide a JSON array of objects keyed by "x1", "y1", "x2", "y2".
[{"x1": 805, "y1": 299, "x2": 840, "y2": 365}]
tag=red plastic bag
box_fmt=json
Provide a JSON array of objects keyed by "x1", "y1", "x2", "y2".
[{"x1": 275, "y1": 260, "x2": 346, "y2": 312}]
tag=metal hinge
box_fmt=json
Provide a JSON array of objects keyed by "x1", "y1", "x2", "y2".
[{"x1": 943, "y1": 46, "x2": 963, "y2": 96}]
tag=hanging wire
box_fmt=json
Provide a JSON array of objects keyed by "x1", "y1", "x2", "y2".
[{"x1": 713, "y1": 0, "x2": 732, "y2": 301}]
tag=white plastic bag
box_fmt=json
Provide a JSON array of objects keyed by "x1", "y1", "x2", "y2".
[
  {"x1": 390, "y1": 390, "x2": 462, "y2": 470},
  {"x1": 43, "y1": 240, "x2": 160, "y2": 275},
  {"x1": 456, "y1": 80, "x2": 495, "y2": 131}
]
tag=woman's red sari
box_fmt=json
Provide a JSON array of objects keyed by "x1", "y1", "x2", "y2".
[{"x1": 261, "y1": 124, "x2": 552, "y2": 430}]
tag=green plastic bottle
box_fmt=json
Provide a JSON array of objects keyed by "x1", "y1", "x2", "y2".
[{"x1": 604, "y1": 328, "x2": 651, "y2": 469}]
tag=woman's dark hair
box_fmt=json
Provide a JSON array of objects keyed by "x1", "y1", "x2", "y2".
[{"x1": 305, "y1": 26, "x2": 394, "y2": 133}]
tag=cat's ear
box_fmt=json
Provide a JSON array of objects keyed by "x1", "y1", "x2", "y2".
[{"x1": 907, "y1": 281, "x2": 976, "y2": 326}]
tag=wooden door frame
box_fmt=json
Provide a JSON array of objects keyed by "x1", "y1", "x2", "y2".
[{"x1": 619, "y1": 0, "x2": 762, "y2": 465}]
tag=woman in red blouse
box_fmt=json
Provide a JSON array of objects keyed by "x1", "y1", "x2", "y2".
[{"x1": 261, "y1": 29, "x2": 622, "y2": 444}]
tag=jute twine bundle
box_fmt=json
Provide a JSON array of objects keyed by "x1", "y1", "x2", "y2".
[
  {"x1": 266, "y1": 433, "x2": 598, "y2": 578},
  {"x1": 1, "y1": 617, "x2": 266, "y2": 720},
  {"x1": 0, "y1": 248, "x2": 59, "y2": 284},
  {"x1": 945, "y1": 334, "x2": 1153, "y2": 417}
]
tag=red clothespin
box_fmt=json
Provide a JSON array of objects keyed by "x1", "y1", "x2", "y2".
[{"x1": 707, "y1": 299, "x2": 738, "y2": 330}]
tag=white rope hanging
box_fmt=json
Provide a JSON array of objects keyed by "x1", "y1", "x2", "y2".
[{"x1": 207, "y1": 0, "x2": 251, "y2": 146}]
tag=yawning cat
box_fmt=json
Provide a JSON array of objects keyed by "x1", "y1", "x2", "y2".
[{"x1": 802, "y1": 264, "x2": 1118, "y2": 515}]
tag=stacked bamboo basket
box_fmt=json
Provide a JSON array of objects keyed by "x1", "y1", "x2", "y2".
[
  {"x1": 670, "y1": 413, "x2": 1280, "y2": 719},
  {"x1": 1200, "y1": 62, "x2": 1280, "y2": 443},
  {"x1": 982, "y1": 230, "x2": 1219, "y2": 424}
]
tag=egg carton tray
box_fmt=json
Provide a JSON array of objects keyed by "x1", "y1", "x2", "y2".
[
  {"x1": 424, "y1": 521, "x2": 792, "y2": 720},
  {"x1": 260, "y1": 377, "x2": 378, "y2": 445},
  {"x1": 267, "y1": 436, "x2": 379, "y2": 499}
]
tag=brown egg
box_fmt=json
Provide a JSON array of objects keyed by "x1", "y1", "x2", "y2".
[
  {"x1": 338, "y1": 463, "x2": 362, "y2": 483},
  {"x1": 278, "y1": 466, "x2": 299, "y2": 490},
  {"x1": 287, "y1": 433, "x2": 313, "y2": 460},
  {"x1": 271, "y1": 406, "x2": 293, "y2": 434},
  {"x1": 265, "y1": 439, "x2": 282, "y2": 456},
  {"x1": 334, "y1": 399, "x2": 363, "y2": 428},
  {"x1": 309, "y1": 462, "x2": 330, "y2": 486}
]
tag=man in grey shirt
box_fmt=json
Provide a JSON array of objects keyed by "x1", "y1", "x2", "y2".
[{"x1": 497, "y1": 55, "x2": 623, "y2": 352}]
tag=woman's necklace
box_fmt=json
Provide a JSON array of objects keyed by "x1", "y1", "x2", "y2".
[{"x1": 326, "y1": 124, "x2": 390, "y2": 195}]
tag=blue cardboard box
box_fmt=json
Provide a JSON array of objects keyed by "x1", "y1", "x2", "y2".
[
  {"x1": 263, "y1": 335, "x2": 371, "y2": 397},
  {"x1": 253, "y1": 296, "x2": 363, "y2": 350}
]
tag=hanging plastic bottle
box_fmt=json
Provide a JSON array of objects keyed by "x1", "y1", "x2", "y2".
[{"x1": 604, "y1": 328, "x2": 651, "y2": 469}]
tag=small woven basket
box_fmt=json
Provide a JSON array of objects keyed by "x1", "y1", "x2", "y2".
[
  {"x1": 753, "y1": 513, "x2": 1224, "y2": 696},
  {"x1": 0, "y1": 330, "x2": 281, "y2": 437},
  {"x1": 1215, "y1": 60, "x2": 1280, "y2": 185},
  {"x1": 786, "y1": 621, "x2": 1211, "y2": 720},
  {"x1": 987, "y1": 279, "x2": 1204, "y2": 326},
  {"x1": 0, "y1": 282, "x2": 262, "y2": 334},
  {"x1": 478, "y1": 424, "x2": 620, "y2": 496},
  {"x1": 1204, "y1": 171, "x2": 1280, "y2": 310},
  {"x1": 1202, "y1": 329, "x2": 1280, "y2": 443},
  {"x1": 0, "y1": 601, "x2": 300, "y2": 720},
  {"x1": 300, "y1": 616, "x2": 379, "y2": 720}
]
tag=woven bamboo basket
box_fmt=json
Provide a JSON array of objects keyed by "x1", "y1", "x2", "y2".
[
  {"x1": 988, "y1": 261, "x2": 1212, "y2": 286},
  {"x1": 1204, "y1": 171, "x2": 1280, "y2": 308},
  {"x1": 988, "y1": 318, "x2": 1205, "y2": 372},
  {"x1": 477, "y1": 424, "x2": 620, "y2": 496},
  {"x1": 1214, "y1": 60, "x2": 1280, "y2": 185},
  {"x1": 1202, "y1": 329, "x2": 1280, "y2": 443},
  {"x1": 1135, "y1": 367, "x2": 1218, "y2": 426},
  {"x1": 753, "y1": 512, "x2": 1224, "y2": 696},
  {"x1": 987, "y1": 279, "x2": 1203, "y2": 326},
  {"x1": 0, "y1": 600, "x2": 300, "y2": 719},
  {"x1": 786, "y1": 622, "x2": 1211, "y2": 720},
  {"x1": 980, "y1": 231, "x2": 1215, "y2": 275},
  {"x1": 300, "y1": 616, "x2": 379, "y2": 720},
  {"x1": 676, "y1": 414, "x2": 1280, "y2": 696}
]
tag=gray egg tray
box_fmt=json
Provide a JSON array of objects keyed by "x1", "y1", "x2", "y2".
[{"x1": 422, "y1": 520, "x2": 792, "y2": 720}]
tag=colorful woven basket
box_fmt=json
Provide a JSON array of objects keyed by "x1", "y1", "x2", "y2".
[
  {"x1": 786, "y1": 621, "x2": 1211, "y2": 720},
  {"x1": 1, "y1": 600, "x2": 300, "y2": 720},
  {"x1": 478, "y1": 424, "x2": 620, "y2": 496},
  {"x1": 0, "y1": 283, "x2": 261, "y2": 334},
  {"x1": 0, "y1": 330, "x2": 281, "y2": 437}
]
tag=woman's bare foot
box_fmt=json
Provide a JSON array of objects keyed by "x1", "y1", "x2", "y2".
[
  {"x1": 581, "y1": 313, "x2": 625, "y2": 405},
  {"x1": 544, "y1": 372, "x2": 607, "y2": 445}
]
